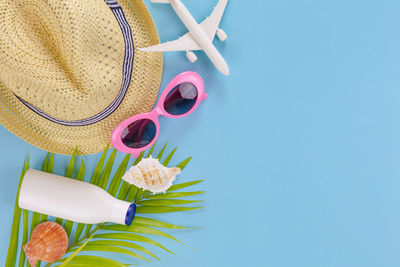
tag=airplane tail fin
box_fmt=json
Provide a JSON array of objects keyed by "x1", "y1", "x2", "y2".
[{"x1": 150, "y1": 0, "x2": 171, "y2": 3}]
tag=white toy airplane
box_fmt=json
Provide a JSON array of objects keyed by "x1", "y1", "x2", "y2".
[{"x1": 140, "y1": 0, "x2": 230, "y2": 76}]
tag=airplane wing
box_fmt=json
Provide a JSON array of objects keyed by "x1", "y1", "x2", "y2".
[
  {"x1": 200, "y1": 0, "x2": 228, "y2": 41},
  {"x1": 139, "y1": 32, "x2": 201, "y2": 52},
  {"x1": 140, "y1": 0, "x2": 228, "y2": 52}
]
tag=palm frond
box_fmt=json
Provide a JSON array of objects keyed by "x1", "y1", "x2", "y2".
[
  {"x1": 99, "y1": 149, "x2": 117, "y2": 189},
  {"x1": 144, "y1": 191, "x2": 206, "y2": 199},
  {"x1": 168, "y1": 180, "x2": 204, "y2": 192},
  {"x1": 133, "y1": 216, "x2": 189, "y2": 229},
  {"x1": 101, "y1": 224, "x2": 184, "y2": 244},
  {"x1": 58, "y1": 234, "x2": 94, "y2": 266},
  {"x1": 73, "y1": 158, "x2": 86, "y2": 244},
  {"x1": 137, "y1": 199, "x2": 203, "y2": 206},
  {"x1": 5, "y1": 157, "x2": 29, "y2": 267},
  {"x1": 57, "y1": 255, "x2": 129, "y2": 267},
  {"x1": 47, "y1": 153, "x2": 55, "y2": 173},
  {"x1": 136, "y1": 206, "x2": 203, "y2": 214},
  {"x1": 163, "y1": 147, "x2": 177, "y2": 166},
  {"x1": 79, "y1": 244, "x2": 150, "y2": 262},
  {"x1": 146, "y1": 142, "x2": 157, "y2": 157},
  {"x1": 36, "y1": 153, "x2": 49, "y2": 225},
  {"x1": 176, "y1": 157, "x2": 192, "y2": 170},
  {"x1": 18, "y1": 209, "x2": 29, "y2": 267},
  {"x1": 6, "y1": 143, "x2": 204, "y2": 266},
  {"x1": 65, "y1": 148, "x2": 77, "y2": 178},
  {"x1": 93, "y1": 233, "x2": 174, "y2": 254},
  {"x1": 83, "y1": 240, "x2": 159, "y2": 260},
  {"x1": 156, "y1": 143, "x2": 168, "y2": 160},
  {"x1": 108, "y1": 153, "x2": 130, "y2": 196},
  {"x1": 91, "y1": 146, "x2": 109, "y2": 186}
]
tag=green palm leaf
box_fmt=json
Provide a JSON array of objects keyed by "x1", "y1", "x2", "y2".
[
  {"x1": 65, "y1": 148, "x2": 78, "y2": 178},
  {"x1": 168, "y1": 180, "x2": 204, "y2": 192},
  {"x1": 41, "y1": 153, "x2": 50, "y2": 171},
  {"x1": 176, "y1": 157, "x2": 192, "y2": 170},
  {"x1": 76, "y1": 157, "x2": 86, "y2": 182},
  {"x1": 18, "y1": 209, "x2": 29, "y2": 267},
  {"x1": 93, "y1": 233, "x2": 174, "y2": 254},
  {"x1": 58, "y1": 255, "x2": 129, "y2": 267},
  {"x1": 137, "y1": 199, "x2": 203, "y2": 206},
  {"x1": 64, "y1": 221, "x2": 74, "y2": 237},
  {"x1": 145, "y1": 191, "x2": 205, "y2": 200},
  {"x1": 146, "y1": 141, "x2": 157, "y2": 157},
  {"x1": 6, "y1": 144, "x2": 204, "y2": 267},
  {"x1": 19, "y1": 170, "x2": 30, "y2": 267},
  {"x1": 108, "y1": 154, "x2": 130, "y2": 196},
  {"x1": 136, "y1": 206, "x2": 202, "y2": 214},
  {"x1": 58, "y1": 235, "x2": 94, "y2": 266},
  {"x1": 162, "y1": 147, "x2": 177, "y2": 166},
  {"x1": 91, "y1": 146, "x2": 109, "y2": 185},
  {"x1": 81, "y1": 240, "x2": 159, "y2": 260},
  {"x1": 101, "y1": 224, "x2": 183, "y2": 244},
  {"x1": 156, "y1": 143, "x2": 168, "y2": 160},
  {"x1": 133, "y1": 151, "x2": 145, "y2": 165},
  {"x1": 118, "y1": 181, "x2": 134, "y2": 203},
  {"x1": 78, "y1": 244, "x2": 150, "y2": 262},
  {"x1": 48, "y1": 153, "x2": 55, "y2": 173},
  {"x1": 133, "y1": 216, "x2": 188, "y2": 229},
  {"x1": 126, "y1": 187, "x2": 139, "y2": 202},
  {"x1": 99, "y1": 149, "x2": 117, "y2": 189},
  {"x1": 5, "y1": 157, "x2": 29, "y2": 267}
]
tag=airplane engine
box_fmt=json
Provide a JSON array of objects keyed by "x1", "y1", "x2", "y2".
[
  {"x1": 186, "y1": 51, "x2": 198, "y2": 63},
  {"x1": 217, "y1": 29, "x2": 227, "y2": 42}
]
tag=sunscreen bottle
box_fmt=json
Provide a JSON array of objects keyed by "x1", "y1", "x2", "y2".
[{"x1": 18, "y1": 169, "x2": 136, "y2": 225}]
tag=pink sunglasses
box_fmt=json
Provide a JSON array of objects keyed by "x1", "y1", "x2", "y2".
[{"x1": 111, "y1": 72, "x2": 207, "y2": 156}]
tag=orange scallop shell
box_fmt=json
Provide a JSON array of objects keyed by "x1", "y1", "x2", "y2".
[{"x1": 23, "y1": 222, "x2": 68, "y2": 267}]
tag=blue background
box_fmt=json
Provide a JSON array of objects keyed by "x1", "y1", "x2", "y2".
[{"x1": 2, "y1": 0, "x2": 400, "y2": 266}]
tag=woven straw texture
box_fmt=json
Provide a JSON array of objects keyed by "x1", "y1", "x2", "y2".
[{"x1": 0, "y1": 0, "x2": 163, "y2": 155}]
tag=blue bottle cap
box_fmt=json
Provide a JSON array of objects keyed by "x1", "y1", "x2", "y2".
[{"x1": 125, "y1": 203, "x2": 136, "y2": 226}]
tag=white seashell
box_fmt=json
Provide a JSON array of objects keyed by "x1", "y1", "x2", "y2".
[{"x1": 122, "y1": 157, "x2": 181, "y2": 193}]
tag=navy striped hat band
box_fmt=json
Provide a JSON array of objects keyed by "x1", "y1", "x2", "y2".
[{"x1": 16, "y1": 0, "x2": 134, "y2": 127}]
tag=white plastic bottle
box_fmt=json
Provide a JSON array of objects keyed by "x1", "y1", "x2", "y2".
[{"x1": 18, "y1": 169, "x2": 136, "y2": 225}]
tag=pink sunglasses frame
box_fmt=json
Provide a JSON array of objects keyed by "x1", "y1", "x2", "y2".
[{"x1": 111, "y1": 71, "x2": 207, "y2": 156}]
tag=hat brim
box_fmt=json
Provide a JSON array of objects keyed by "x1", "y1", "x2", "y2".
[{"x1": 0, "y1": 0, "x2": 163, "y2": 155}]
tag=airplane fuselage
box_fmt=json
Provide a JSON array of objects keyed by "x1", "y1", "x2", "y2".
[{"x1": 170, "y1": 0, "x2": 230, "y2": 75}]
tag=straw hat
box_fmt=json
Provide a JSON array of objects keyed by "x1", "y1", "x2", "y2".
[{"x1": 0, "y1": 0, "x2": 163, "y2": 155}]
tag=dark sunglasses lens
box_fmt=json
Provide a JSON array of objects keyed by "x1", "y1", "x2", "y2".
[
  {"x1": 163, "y1": 82, "x2": 198, "y2": 115},
  {"x1": 121, "y1": 119, "x2": 156, "y2": 149}
]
